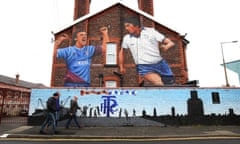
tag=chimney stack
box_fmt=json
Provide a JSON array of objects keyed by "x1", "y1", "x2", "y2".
[
  {"x1": 73, "y1": 0, "x2": 91, "y2": 20},
  {"x1": 16, "y1": 74, "x2": 20, "y2": 84},
  {"x1": 138, "y1": 0, "x2": 154, "y2": 16}
]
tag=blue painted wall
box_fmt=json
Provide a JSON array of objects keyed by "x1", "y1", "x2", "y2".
[{"x1": 29, "y1": 88, "x2": 240, "y2": 117}]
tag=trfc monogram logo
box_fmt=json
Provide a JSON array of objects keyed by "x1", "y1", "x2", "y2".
[{"x1": 100, "y1": 95, "x2": 118, "y2": 117}]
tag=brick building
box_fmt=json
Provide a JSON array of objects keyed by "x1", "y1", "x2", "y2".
[
  {"x1": 51, "y1": 0, "x2": 189, "y2": 87},
  {"x1": 0, "y1": 74, "x2": 46, "y2": 123}
]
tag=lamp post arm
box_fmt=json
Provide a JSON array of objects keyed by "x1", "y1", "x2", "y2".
[{"x1": 220, "y1": 40, "x2": 238, "y2": 87}]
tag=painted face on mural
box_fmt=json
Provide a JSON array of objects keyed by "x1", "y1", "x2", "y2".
[
  {"x1": 124, "y1": 23, "x2": 140, "y2": 37},
  {"x1": 75, "y1": 31, "x2": 88, "y2": 48}
]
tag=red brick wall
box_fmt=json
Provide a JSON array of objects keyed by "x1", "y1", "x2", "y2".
[
  {"x1": 0, "y1": 88, "x2": 30, "y2": 118},
  {"x1": 51, "y1": 4, "x2": 188, "y2": 87}
]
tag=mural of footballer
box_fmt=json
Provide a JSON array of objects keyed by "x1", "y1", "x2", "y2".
[
  {"x1": 119, "y1": 16, "x2": 175, "y2": 86},
  {"x1": 54, "y1": 27, "x2": 109, "y2": 87}
]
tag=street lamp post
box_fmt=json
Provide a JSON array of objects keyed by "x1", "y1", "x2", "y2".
[{"x1": 220, "y1": 40, "x2": 238, "y2": 87}]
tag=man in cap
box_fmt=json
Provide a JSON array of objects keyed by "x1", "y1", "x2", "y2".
[{"x1": 40, "y1": 92, "x2": 60, "y2": 134}]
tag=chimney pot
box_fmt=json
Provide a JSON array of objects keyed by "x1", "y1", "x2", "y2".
[{"x1": 16, "y1": 74, "x2": 20, "y2": 84}]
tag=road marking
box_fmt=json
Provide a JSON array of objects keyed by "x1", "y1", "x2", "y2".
[
  {"x1": 6, "y1": 126, "x2": 33, "y2": 133},
  {"x1": 1, "y1": 136, "x2": 240, "y2": 141},
  {"x1": 0, "y1": 134, "x2": 9, "y2": 138}
]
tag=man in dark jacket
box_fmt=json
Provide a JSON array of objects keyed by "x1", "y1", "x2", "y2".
[
  {"x1": 65, "y1": 96, "x2": 81, "y2": 129},
  {"x1": 40, "y1": 92, "x2": 60, "y2": 134}
]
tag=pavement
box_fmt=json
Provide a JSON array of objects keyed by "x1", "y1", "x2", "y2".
[{"x1": 1, "y1": 117, "x2": 240, "y2": 140}]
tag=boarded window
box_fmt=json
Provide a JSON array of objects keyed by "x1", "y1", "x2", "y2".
[
  {"x1": 212, "y1": 92, "x2": 220, "y2": 104},
  {"x1": 105, "y1": 80, "x2": 117, "y2": 87}
]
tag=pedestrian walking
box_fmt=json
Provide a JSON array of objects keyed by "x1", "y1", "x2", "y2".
[
  {"x1": 65, "y1": 96, "x2": 81, "y2": 129},
  {"x1": 39, "y1": 92, "x2": 60, "y2": 134}
]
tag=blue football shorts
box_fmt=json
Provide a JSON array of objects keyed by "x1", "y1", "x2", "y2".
[{"x1": 136, "y1": 59, "x2": 175, "y2": 84}]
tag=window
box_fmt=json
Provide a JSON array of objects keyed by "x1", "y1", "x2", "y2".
[
  {"x1": 106, "y1": 43, "x2": 117, "y2": 65},
  {"x1": 104, "y1": 76, "x2": 119, "y2": 88},
  {"x1": 105, "y1": 81, "x2": 117, "y2": 88},
  {"x1": 212, "y1": 92, "x2": 220, "y2": 104}
]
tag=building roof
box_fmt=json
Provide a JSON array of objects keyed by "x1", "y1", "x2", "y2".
[
  {"x1": 221, "y1": 60, "x2": 240, "y2": 85},
  {"x1": 53, "y1": 1, "x2": 180, "y2": 35},
  {"x1": 225, "y1": 60, "x2": 240, "y2": 73},
  {"x1": 0, "y1": 74, "x2": 47, "y2": 89}
]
